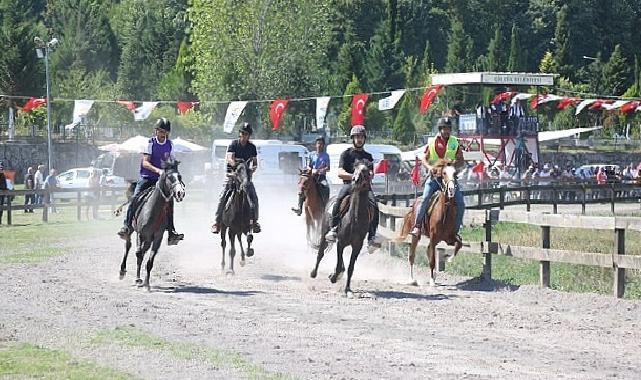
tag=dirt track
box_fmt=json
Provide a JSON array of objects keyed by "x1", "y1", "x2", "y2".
[{"x1": 2, "y1": 193, "x2": 641, "y2": 379}]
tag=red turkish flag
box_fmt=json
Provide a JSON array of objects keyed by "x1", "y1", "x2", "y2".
[
  {"x1": 19, "y1": 97, "x2": 47, "y2": 112},
  {"x1": 374, "y1": 159, "x2": 388, "y2": 174},
  {"x1": 116, "y1": 100, "x2": 136, "y2": 110},
  {"x1": 177, "y1": 100, "x2": 199, "y2": 115},
  {"x1": 420, "y1": 85, "x2": 443, "y2": 114},
  {"x1": 491, "y1": 92, "x2": 516, "y2": 104},
  {"x1": 620, "y1": 101, "x2": 640, "y2": 113},
  {"x1": 269, "y1": 99, "x2": 289, "y2": 130},
  {"x1": 530, "y1": 94, "x2": 547, "y2": 109},
  {"x1": 411, "y1": 157, "x2": 421, "y2": 186},
  {"x1": 351, "y1": 93, "x2": 368, "y2": 126},
  {"x1": 557, "y1": 97, "x2": 579, "y2": 110},
  {"x1": 588, "y1": 99, "x2": 608, "y2": 110}
]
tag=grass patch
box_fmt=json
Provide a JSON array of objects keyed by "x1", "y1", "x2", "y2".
[
  {"x1": 0, "y1": 343, "x2": 136, "y2": 379},
  {"x1": 93, "y1": 326, "x2": 294, "y2": 380}
]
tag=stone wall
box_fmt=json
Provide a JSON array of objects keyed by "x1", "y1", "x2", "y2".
[
  {"x1": 0, "y1": 141, "x2": 99, "y2": 182},
  {"x1": 539, "y1": 151, "x2": 641, "y2": 168}
]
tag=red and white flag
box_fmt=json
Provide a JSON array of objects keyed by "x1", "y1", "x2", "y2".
[
  {"x1": 269, "y1": 99, "x2": 289, "y2": 130},
  {"x1": 491, "y1": 92, "x2": 516, "y2": 104},
  {"x1": 419, "y1": 85, "x2": 443, "y2": 114},
  {"x1": 556, "y1": 97, "x2": 579, "y2": 110},
  {"x1": 176, "y1": 101, "x2": 199, "y2": 115},
  {"x1": 351, "y1": 93, "x2": 368, "y2": 126},
  {"x1": 20, "y1": 97, "x2": 47, "y2": 112},
  {"x1": 374, "y1": 159, "x2": 388, "y2": 175},
  {"x1": 411, "y1": 156, "x2": 421, "y2": 186},
  {"x1": 116, "y1": 100, "x2": 136, "y2": 110},
  {"x1": 620, "y1": 101, "x2": 640, "y2": 113}
]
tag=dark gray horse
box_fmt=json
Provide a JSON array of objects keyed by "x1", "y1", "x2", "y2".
[
  {"x1": 310, "y1": 161, "x2": 373, "y2": 295},
  {"x1": 219, "y1": 159, "x2": 255, "y2": 275},
  {"x1": 119, "y1": 161, "x2": 185, "y2": 289}
]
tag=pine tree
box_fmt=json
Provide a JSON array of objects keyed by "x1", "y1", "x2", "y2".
[
  {"x1": 364, "y1": 2, "x2": 404, "y2": 92},
  {"x1": 552, "y1": 4, "x2": 572, "y2": 79},
  {"x1": 486, "y1": 26, "x2": 502, "y2": 71},
  {"x1": 445, "y1": 17, "x2": 468, "y2": 73},
  {"x1": 393, "y1": 95, "x2": 413, "y2": 144},
  {"x1": 337, "y1": 74, "x2": 363, "y2": 134},
  {"x1": 539, "y1": 51, "x2": 555, "y2": 74},
  {"x1": 331, "y1": 27, "x2": 363, "y2": 95},
  {"x1": 601, "y1": 44, "x2": 630, "y2": 96},
  {"x1": 507, "y1": 23, "x2": 522, "y2": 72}
]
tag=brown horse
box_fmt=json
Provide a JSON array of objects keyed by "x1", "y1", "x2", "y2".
[
  {"x1": 297, "y1": 169, "x2": 326, "y2": 247},
  {"x1": 400, "y1": 159, "x2": 463, "y2": 286}
]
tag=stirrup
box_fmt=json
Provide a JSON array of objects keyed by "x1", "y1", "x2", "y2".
[
  {"x1": 409, "y1": 226, "x2": 421, "y2": 237},
  {"x1": 211, "y1": 224, "x2": 220, "y2": 234}
]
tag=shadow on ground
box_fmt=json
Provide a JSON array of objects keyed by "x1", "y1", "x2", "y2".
[
  {"x1": 260, "y1": 274, "x2": 302, "y2": 282},
  {"x1": 455, "y1": 276, "x2": 520, "y2": 292},
  {"x1": 153, "y1": 284, "x2": 264, "y2": 296},
  {"x1": 369, "y1": 290, "x2": 456, "y2": 301}
]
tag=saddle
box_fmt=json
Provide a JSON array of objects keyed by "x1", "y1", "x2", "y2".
[{"x1": 337, "y1": 194, "x2": 374, "y2": 223}]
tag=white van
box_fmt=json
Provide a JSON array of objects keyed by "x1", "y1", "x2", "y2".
[{"x1": 325, "y1": 143, "x2": 402, "y2": 186}]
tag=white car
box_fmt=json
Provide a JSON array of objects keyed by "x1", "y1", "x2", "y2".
[{"x1": 55, "y1": 168, "x2": 125, "y2": 200}]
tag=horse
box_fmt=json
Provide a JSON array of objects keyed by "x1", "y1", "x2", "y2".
[
  {"x1": 310, "y1": 161, "x2": 373, "y2": 295},
  {"x1": 297, "y1": 168, "x2": 327, "y2": 247},
  {"x1": 400, "y1": 159, "x2": 463, "y2": 286},
  {"x1": 219, "y1": 159, "x2": 255, "y2": 275},
  {"x1": 119, "y1": 160, "x2": 186, "y2": 290}
]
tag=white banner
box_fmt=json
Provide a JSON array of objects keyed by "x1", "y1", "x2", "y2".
[
  {"x1": 575, "y1": 99, "x2": 596, "y2": 115},
  {"x1": 315, "y1": 96, "x2": 331, "y2": 130},
  {"x1": 72, "y1": 99, "x2": 94, "y2": 124},
  {"x1": 223, "y1": 101, "x2": 248, "y2": 133},
  {"x1": 134, "y1": 101, "x2": 158, "y2": 121},
  {"x1": 510, "y1": 93, "x2": 535, "y2": 105},
  {"x1": 378, "y1": 90, "x2": 406, "y2": 110}
]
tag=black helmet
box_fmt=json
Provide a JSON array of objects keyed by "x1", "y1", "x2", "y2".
[
  {"x1": 240, "y1": 122, "x2": 253, "y2": 135},
  {"x1": 315, "y1": 136, "x2": 326, "y2": 144},
  {"x1": 437, "y1": 117, "x2": 452, "y2": 130},
  {"x1": 154, "y1": 118, "x2": 171, "y2": 133}
]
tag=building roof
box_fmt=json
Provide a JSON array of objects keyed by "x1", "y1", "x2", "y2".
[{"x1": 431, "y1": 72, "x2": 556, "y2": 87}]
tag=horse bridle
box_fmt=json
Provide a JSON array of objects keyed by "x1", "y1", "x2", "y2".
[{"x1": 157, "y1": 171, "x2": 183, "y2": 202}]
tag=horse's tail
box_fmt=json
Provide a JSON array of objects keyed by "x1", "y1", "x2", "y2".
[{"x1": 399, "y1": 200, "x2": 418, "y2": 240}]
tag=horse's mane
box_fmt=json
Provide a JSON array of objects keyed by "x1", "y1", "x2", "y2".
[
  {"x1": 432, "y1": 159, "x2": 453, "y2": 177},
  {"x1": 162, "y1": 159, "x2": 180, "y2": 172}
]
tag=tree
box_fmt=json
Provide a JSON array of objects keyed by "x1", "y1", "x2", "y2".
[
  {"x1": 485, "y1": 25, "x2": 503, "y2": 71},
  {"x1": 601, "y1": 44, "x2": 630, "y2": 96},
  {"x1": 331, "y1": 27, "x2": 364, "y2": 95},
  {"x1": 507, "y1": 23, "x2": 523, "y2": 72},
  {"x1": 552, "y1": 4, "x2": 572, "y2": 79},
  {"x1": 392, "y1": 95, "x2": 413, "y2": 144},
  {"x1": 445, "y1": 17, "x2": 469, "y2": 73},
  {"x1": 337, "y1": 74, "x2": 363, "y2": 134},
  {"x1": 364, "y1": 19, "x2": 404, "y2": 92},
  {"x1": 539, "y1": 51, "x2": 554, "y2": 73}
]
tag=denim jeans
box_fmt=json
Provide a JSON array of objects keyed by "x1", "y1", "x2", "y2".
[{"x1": 414, "y1": 175, "x2": 465, "y2": 234}]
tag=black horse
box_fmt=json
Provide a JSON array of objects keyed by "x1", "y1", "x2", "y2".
[
  {"x1": 310, "y1": 161, "x2": 373, "y2": 295},
  {"x1": 219, "y1": 159, "x2": 255, "y2": 275},
  {"x1": 119, "y1": 160, "x2": 185, "y2": 289}
]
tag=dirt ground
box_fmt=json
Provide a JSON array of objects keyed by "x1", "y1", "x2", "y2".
[{"x1": 1, "y1": 190, "x2": 641, "y2": 379}]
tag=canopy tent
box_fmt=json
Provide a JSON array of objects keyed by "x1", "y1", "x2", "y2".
[
  {"x1": 99, "y1": 136, "x2": 208, "y2": 154},
  {"x1": 476, "y1": 126, "x2": 603, "y2": 145},
  {"x1": 173, "y1": 137, "x2": 207, "y2": 153}
]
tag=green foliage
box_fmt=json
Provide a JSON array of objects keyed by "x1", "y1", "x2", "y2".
[
  {"x1": 601, "y1": 44, "x2": 630, "y2": 96},
  {"x1": 364, "y1": 20, "x2": 405, "y2": 92},
  {"x1": 485, "y1": 26, "x2": 503, "y2": 71},
  {"x1": 445, "y1": 17, "x2": 469, "y2": 73},
  {"x1": 392, "y1": 95, "x2": 413, "y2": 144},
  {"x1": 337, "y1": 74, "x2": 363, "y2": 134},
  {"x1": 552, "y1": 4, "x2": 572, "y2": 79},
  {"x1": 539, "y1": 51, "x2": 554, "y2": 73},
  {"x1": 507, "y1": 23, "x2": 523, "y2": 72}
]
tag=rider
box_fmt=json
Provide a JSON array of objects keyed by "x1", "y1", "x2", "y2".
[
  {"x1": 211, "y1": 122, "x2": 261, "y2": 234},
  {"x1": 117, "y1": 118, "x2": 184, "y2": 245},
  {"x1": 291, "y1": 136, "x2": 330, "y2": 216},
  {"x1": 324, "y1": 125, "x2": 382, "y2": 250},
  {"x1": 410, "y1": 117, "x2": 465, "y2": 241}
]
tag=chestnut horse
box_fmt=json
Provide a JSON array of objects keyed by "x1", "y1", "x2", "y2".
[
  {"x1": 400, "y1": 160, "x2": 463, "y2": 286},
  {"x1": 297, "y1": 169, "x2": 327, "y2": 247}
]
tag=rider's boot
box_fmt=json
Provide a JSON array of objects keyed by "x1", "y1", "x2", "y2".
[
  {"x1": 211, "y1": 223, "x2": 221, "y2": 234},
  {"x1": 324, "y1": 226, "x2": 338, "y2": 242},
  {"x1": 409, "y1": 224, "x2": 422, "y2": 237},
  {"x1": 167, "y1": 230, "x2": 184, "y2": 246},
  {"x1": 251, "y1": 221, "x2": 261, "y2": 233},
  {"x1": 291, "y1": 193, "x2": 304, "y2": 216},
  {"x1": 117, "y1": 225, "x2": 131, "y2": 240}
]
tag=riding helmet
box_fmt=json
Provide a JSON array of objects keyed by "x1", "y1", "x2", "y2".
[
  {"x1": 240, "y1": 122, "x2": 253, "y2": 135},
  {"x1": 315, "y1": 136, "x2": 326, "y2": 144},
  {"x1": 349, "y1": 125, "x2": 366, "y2": 138},
  {"x1": 437, "y1": 117, "x2": 452, "y2": 130},
  {"x1": 154, "y1": 118, "x2": 171, "y2": 133}
]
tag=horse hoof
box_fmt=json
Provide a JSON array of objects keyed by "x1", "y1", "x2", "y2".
[
  {"x1": 247, "y1": 248, "x2": 254, "y2": 257},
  {"x1": 329, "y1": 274, "x2": 338, "y2": 284},
  {"x1": 407, "y1": 278, "x2": 418, "y2": 286},
  {"x1": 240, "y1": 260, "x2": 246, "y2": 267},
  {"x1": 344, "y1": 289, "x2": 354, "y2": 298},
  {"x1": 310, "y1": 269, "x2": 317, "y2": 279},
  {"x1": 226, "y1": 270, "x2": 235, "y2": 276},
  {"x1": 247, "y1": 234, "x2": 253, "y2": 244},
  {"x1": 429, "y1": 278, "x2": 436, "y2": 287},
  {"x1": 135, "y1": 278, "x2": 143, "y2": 285},
  {"x1": 119, "y1": 271, "x2": 126, "y2": 280}
]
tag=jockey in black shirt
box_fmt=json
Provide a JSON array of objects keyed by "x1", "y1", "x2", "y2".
[{"x1": 324, "y1": 125, "x2": 382, "y2": 252}]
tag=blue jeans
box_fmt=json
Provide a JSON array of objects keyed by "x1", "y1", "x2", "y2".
[{"x1": 414, "y1": 176, "x2": 465, "y2": 234}]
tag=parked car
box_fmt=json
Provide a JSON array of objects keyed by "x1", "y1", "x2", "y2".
[{"x1": 55, "y1": 167, "x2": 125, "y2": 200}]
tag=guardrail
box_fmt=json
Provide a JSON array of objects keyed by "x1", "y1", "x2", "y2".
[{"x1": 377, "y1": 204, "x2": 641, "y2": 298}]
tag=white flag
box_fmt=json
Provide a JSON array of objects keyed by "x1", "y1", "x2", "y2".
[
  {"x1": 378, "y1": 90, "x2": 406, "y2": 110},
  {"x1": 315, "y1": 97, "x2": 331, "y2": 130},
  {"x1": 575, "y1": 99, "x2": 596, "y2": 115},
  {"x1": 72, "y1": 99, "x2": 94, "y2": 124},
  {"x1": 134, "y1": 101, "x2": 158, "y2": 121},
  {"x1": 223, "y1": 101, "x2": 248, "y2": 133}
]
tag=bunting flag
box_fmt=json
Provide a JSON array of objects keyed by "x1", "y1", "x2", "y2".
[
  {"x1": 315, "y1": 96, "x2": 331, "y2": 130},
  {"x1": 223, "y1": 101, "x2": 248, "y2": 133},
  {"x1": 20, "y1": 97, "x2": 47, "y2": 112},
  {"x1": 620, "y1": 101, "x2": 640, "y2": 113},
  {"x1": 419, "y1": 85, "x2": 443, "y2": 114},
  {"x1": 351, "y1": 93, "x2": 368, "y2": 126},
  {"x1": 601, "y1": 100, "x2": 627, "y2": 111},
  {"x1": 531, "y1": 94, "x2": 563, "y2": 108},
  {"x1": 491, "y1": 92, "x2": 516, "y2": 104},
  {"x1": 511, "y1": 93, "x2": 535, "y2": 105},
  {"x1": 176, "y1": 101, "x2": 199, "y2": 115},
  {"x1": 70, "y1": 99, "x2": 94, "y2": 125},
  {"x1": 374, "y1": 159, "x2": 388, "y2": 174},
  {"x1": 133, "y1": 102, "x2": 158, "y2": 121},
  {"x1": 557, "y1": 97, "x2": 579, "y2": 110},
  {"x1": 269, "y1": 99, "x2": 289, "y2": 130},
  {"x1": 588, "y1": 99, "x2": 607, "y2": 110},
  {"x1": 575, "y1": 99, "x2": 597, "y2": 115},
  {"x1": 378, "y1": 90, "x2": 406, "y2": 110},
  {"x1": 411, "y1": 156, "x2": 421, "y2": 186},
  {"x1": 116, "y1": 100, "x2": 136, "y2": 110}
]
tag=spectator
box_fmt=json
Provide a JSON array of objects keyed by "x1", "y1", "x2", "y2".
[
  {"x1": 44, "y1": 169, "x2": 58, "y2": 213},
  {"x1": 0, "y1": 162, "x2": 15, "y2": 224},
  {"x1": 34, "y1": 164, "x2": 45, "y2": 205},
  {"x1": 596, "y1": 167, "x2": 607, "y2": 185},
  {"x1": 86, "y1": 168, "x2": 101, "y2": 220},
  {"x1": 24, "y1": 167, "x2": 35, "y2": 213}
]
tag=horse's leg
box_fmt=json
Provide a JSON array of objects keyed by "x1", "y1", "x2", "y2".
[
  {"x1": 246, "y1": 232, "x2": 254, "y2": 257},
  {"x1": 143, "y1": 236, "x2": 163, "y2": 291},
  {"x1": 220, "y1": 226, "x2": 227, "y2": 272},
  {"x1": 238, "y1": 232, "x2": 246, "y2": 267},
  {"x1": 227, "y1": 229, "x2": 235, "y2": 276},
  {"x1": 310, "y1": 237, "x2": 327, "y2": 278},
  {"x1": 135, "y1": 240, "x2": 151, "y2": 286},
  {"x1": 427, "y1": 240, "x2": 436, "y2": 286},
  {"x1": 344, "y1": 241, "x2": 363, "y2": 296},
  {"x1": 329, "y1": 242, "x2": 345, "y2": 284},
  {"x1": 407, "y1": 235, "x2": 420, "y2": 286},
  {"x1": 119, "y1": 236, "x2": 132, "y2": 279},
  {"x1": 449, "y1": 239, "x2": 463, "y2": 263}
]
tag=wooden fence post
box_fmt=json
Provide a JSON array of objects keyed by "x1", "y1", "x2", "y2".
[
  {"x1": 540, "y1": 226, "x2": 551, "y2": 288},
  {"x1": 581, "y1": 186, "x2": 587, "y2": 215},
  {"x1": 76, "y1": 191, "x2": 82, "y2": 221},
  {"x1": 482, "y1": 211, "x2": 492, "y2": 281},
  {"x1": 499, "y1": 188, "x2": 505, "y2": 210},
  {"x1": 43, "y1": 190, "x2": 49, "y2": 222},
  {"x1": 7, "y1": 195, "x2": 12, "y2": 226},
  {"x1": 389, "y1": 216, "x2": 396, "y2": 232},
  {"x1": 525, "y1": 188, "x2": 531, "y2": 212},
  {"x1": 379, "y1": 209, "x2": 387, "y2": 228},
  {"x1": 477, "y1": 189, "x2": 482, "y2": 207},
  {"x1": 610, "y1": 185, "x2": 616, "y2": 214},
  {"x1": 614, "y1": 228, "x2": 625, "y2": 298},
  {"x1": 552, "y1": 188, "x2": 558, "y2": 214},
  {"x1": 436, "y1": 247, "x2": 447, "y2": 272}
]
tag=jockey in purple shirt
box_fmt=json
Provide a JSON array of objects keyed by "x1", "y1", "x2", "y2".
[{"x1": 117, "y1": 118, "x2": 184, "y2": 245}]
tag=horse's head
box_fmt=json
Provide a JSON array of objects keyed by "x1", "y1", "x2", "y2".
[
  {"x1": 298, "y1": 168, "x2": 313, "y2": 192},
  {"x1": 230, "y1": 159, "x2": 251, "y2": 192},
  {"x1": 352, "y1": 160, "x2": 372, "y2": 192},
  {"x1": 441, "y1": 162, "x2": 458, "y2": 199},
  {"x1": 160, "y1": 160, "x2": 185, "y2": 202}
]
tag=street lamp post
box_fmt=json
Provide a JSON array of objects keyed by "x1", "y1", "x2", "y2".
[{"x1": 34, "y1": 36, "x2": 58, "y2": 171}]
